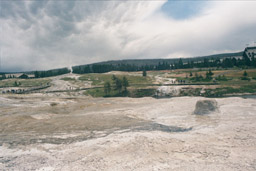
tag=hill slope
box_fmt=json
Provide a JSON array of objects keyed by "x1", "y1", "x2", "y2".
[{"x1": 74, "y1": 51, "x2": 243, "y2": 67}]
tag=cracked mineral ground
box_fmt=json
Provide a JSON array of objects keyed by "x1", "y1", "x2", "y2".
[{"x1": 0, "y1": 95, "x2": 256, "y2": 170}]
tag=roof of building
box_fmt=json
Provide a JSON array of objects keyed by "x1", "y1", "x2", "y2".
[{"x1": 245, "y1": 46, "x2": 256, "y2": 50}]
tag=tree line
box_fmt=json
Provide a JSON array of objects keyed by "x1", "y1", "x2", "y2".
[
  {"x1": 72, "y1": 53, "x2": 256, "y2": 74},
  {"x1": 1, "y1": 68, "x2": 70, "y2": 80},
  {"x1": 1, "y1": 52, "x2": 255, "y2": 80},
  {"x1": 34, "y1": 68, "x2": 70, "y2": 78}
]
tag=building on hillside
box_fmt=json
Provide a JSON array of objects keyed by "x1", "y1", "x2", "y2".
[
  {"x1": 232, "y1": 55, "x2": 243, "y2": 60},
  {"x1": 243, "y1": 46, "x2": 256, "y2": 59},
  {"x1": 219, "y1": 47, "x2": 255, "y2": 61}
]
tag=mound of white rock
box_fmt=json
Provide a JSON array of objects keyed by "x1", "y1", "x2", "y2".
[{"x1": 193, "y1": 100, "x2": 218, "y2": 115}]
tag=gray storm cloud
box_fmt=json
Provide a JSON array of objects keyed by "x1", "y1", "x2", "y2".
[{"x1": 0, "y1": 0, "x2": 256, "y2": 72}]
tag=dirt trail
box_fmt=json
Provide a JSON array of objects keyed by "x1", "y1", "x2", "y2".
[
  {"x1": 41, "y1": 74, "x2": 92, "y2": 93},
  {"x1": 44, "y1": 74, "x2": 79, "y2": 91}
]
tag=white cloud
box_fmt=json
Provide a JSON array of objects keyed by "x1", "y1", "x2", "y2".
[{"x1": 0, "y1": 0, "x2": 256, "y2": 71}]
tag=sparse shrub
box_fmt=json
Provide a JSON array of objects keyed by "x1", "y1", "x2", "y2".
[
  {"x1": 241, "y1": 77, "x2": 250, "y2": 81},
  {"x1": 216, "y1": 75, "x2": 228, "y2": 81}
]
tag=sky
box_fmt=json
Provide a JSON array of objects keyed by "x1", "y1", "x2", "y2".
[{"x1": 0, "y1": 0, "x2": 256, "y2": 72}]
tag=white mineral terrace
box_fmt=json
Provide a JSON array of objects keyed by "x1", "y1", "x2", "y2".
[{"x1": 0, "y1": 95, "x2": 256, "y2": 170}]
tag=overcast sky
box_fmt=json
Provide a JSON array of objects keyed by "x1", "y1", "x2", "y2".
[{"x1": 1, "y1": 0, "x2": 256, "y2": 72}]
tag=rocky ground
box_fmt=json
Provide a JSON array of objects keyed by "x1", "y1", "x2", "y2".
[{"x1": 0, "y1": 94, "x2": 256, "y2": 171}]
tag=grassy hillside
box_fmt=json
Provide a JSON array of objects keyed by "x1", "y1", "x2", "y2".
[
  {"x1": 0, "y1": 78, "x2": 51, "y2": 88},
  {"x1": 79, "y1": 73, "x2": 152, "y2": 86}
]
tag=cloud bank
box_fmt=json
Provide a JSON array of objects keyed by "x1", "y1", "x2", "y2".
[{"x1": 0, "y1": 0, "x2": 256, "y2": 72}]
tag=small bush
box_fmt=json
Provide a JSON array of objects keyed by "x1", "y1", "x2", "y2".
[
  {"x1": 241, "y1": 77, "x2": 250, "y2": 81},
  {"x1": 216, "y1": 75, "x2": 228, "y2": 81}
]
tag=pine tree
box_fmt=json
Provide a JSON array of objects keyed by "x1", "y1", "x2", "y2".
[
  {"x1": 2, "y1": 74, "x2": 6, "y2": 79},
  {"x1": 122, "y1": 76, "x2": 129, "y2": 92},
  {"x1": 195, "y1": 73, "x2": 199, "y2": 81},
  {"x1": 34, "y1": 71, "x2": 39, "y2": 78},
  {"x1": 206, "y1": 70, "x2": 213, "y2": 80},
  {"x1": 178, "y1": 58, "x2": 184, "y2": 68},
  {"x1": 113, "y1": 77, "x2": 122, "y2": 93},
  {"x1": 243, "y1": 70, "x2": 248, "y2": 77},
  {"x1": 14, "y1": 81, "x2": 18, "y2": 87},
  {"x1": 208, "y1": 69, "x2": 214, "y2": 76},
  {"x1": 112, "y1": 75, "x2": 117, "y2": 81},
  {"x1": 143, "y1": 70, "x2": 147, "y2": 77},
  {"x1": 189, "y1": 72, "x2": 193, "y2": 77},
  {"x1": 104, "y1": 81, "x2": 111, "y2": 95}
]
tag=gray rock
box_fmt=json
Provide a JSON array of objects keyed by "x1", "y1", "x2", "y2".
[{"x1": 193, "y1": 100, "x2": 218, "y2": 115}]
